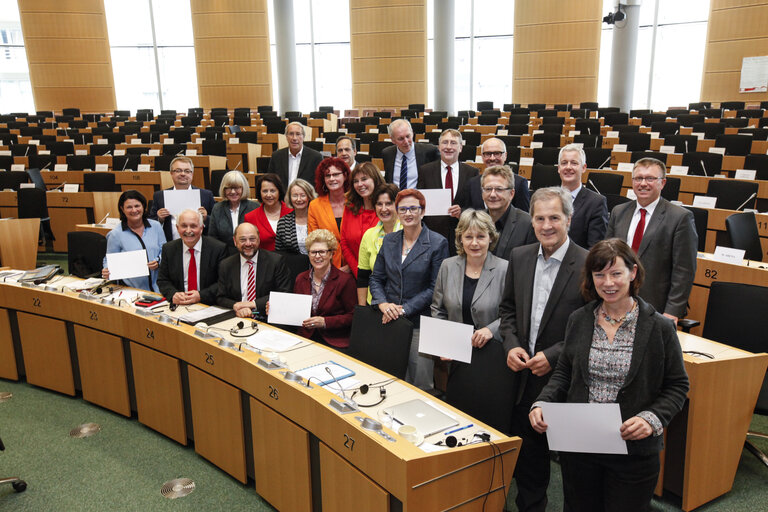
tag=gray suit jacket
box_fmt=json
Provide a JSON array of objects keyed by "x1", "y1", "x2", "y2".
[
  {"x1": 431, "y1": 253, "x2": 509, "y2": 340},
  {"x1": 606, "y1": 197, "x2": 697, "y2": 318},
  {"x1": 492, "y1": 205, "x2": 536, "y2": 261}
]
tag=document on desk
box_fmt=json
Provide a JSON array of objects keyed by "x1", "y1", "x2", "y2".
[
  {"x1": 420, "y1": 189, "x2": 453, "y2": 216},
  {"x1": 163, "y1": 189, "x2": 201, "y2": 216},
  {"x1": 540, "y1": 403, "x2": 627, "y2": 455},
  {"x1": 418, "y1": 316, "x2": 473, "y2": 363},
  {"x1": 245, "y1": 329, "x2": 302, "y2": 352},
  {"x1": 106, "y1": 250, "x2": 149, "y2": 280},
  {"x1": 267, "y1": 291, "x2": 312, "y2": 326},
  {"x1": 178, "y1": 306, "x2": 231, "y2": 324}
]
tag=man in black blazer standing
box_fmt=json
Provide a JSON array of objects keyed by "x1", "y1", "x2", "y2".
[
  {"x1": 558, "y1": 143, "x2": 608, "y2": 248},
  {"x1": 459, "y1": 137, "x2": 531, "y2": 212},
  {"x1": 382, "y1": 119, "x2": 439, "y2": 188},
  {"x1": 267, "y1": 122, "x2": 323, "y2": 191},
  {"x1": 479, "y1": 165, "x2": 536, "y2": 260},
  {"x1": 157, "y1": 209, "x2": 227, "y2": 305},
  {"x1": 417, "y1": 129, "x2": 478, "y2": 255},
  {"x1": 499, "y1": 187, "x2": 588, "y2": 512},
  {"x1": 216, "y1": 222, "x2": 292, "y2": 318},
  {"x1": 606, "y1": 157, "x2": 697, "y2": 323},
  {"x1": 149, "y1": 156, "x2": 215, "y2": 241}
]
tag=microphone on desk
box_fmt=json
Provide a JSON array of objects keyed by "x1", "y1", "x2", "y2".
[
  {"x1": 736, "y1": 192, "x2": 757, "y2": 211},
  {"x1": 700, "y1": 160, "x2": 709, "y2": 177},
  {"x1": 588, "y1": 179, "x2": 601, "y2": 195},
  {"x1": 233, "y1": 160, "x2": 241, "y2": 171},
  {"x1": 52, "y1": 181, "x2": 66, "y2": 191},
  {"x1": 102, "y1": 149, "x2": 112, "y2": 157},
  {"x1": 326, "y1": 366, "x2": 359, "y2": 413},
  {"x1": 120, "y1": 157, "x2": 129, "y2": 172},
  {"x1": 97, "y1": 212, "x2": 110, "y2": 225},
  {"x1": 41, "y1": 161, "x2": 52, "y2": 171},
  {"x1": 24, "y1": 146, "x2": 29, "y2": 157},
  {"x1": 598, "y1": 156, "x2": 611, "y2": 170}
]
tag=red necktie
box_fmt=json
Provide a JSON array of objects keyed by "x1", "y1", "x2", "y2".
[
  {"x1": 187, "y1": 247, "x2": 197, "y2": 291},
  {"x1": 445, "y1": 165, "x2": 454, "y2": 200},
  {"x1": 631, "y1": 208, "x2": 647, "y2": 253},
  {"x1": 247, "y1": 260, "x2": 256, "y2": 302}
]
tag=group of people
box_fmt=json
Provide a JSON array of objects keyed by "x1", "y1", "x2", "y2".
[{"x1": 102, "y1": 120, "x2": 696, "y2": 511}]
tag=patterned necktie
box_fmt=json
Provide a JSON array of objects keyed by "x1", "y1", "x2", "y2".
[
  {"x1": 631, "y1": 208, "x2": 647, "y2": 253},
  {"x1": 247, "y1": 260, "x2": 256, "y2": 302},
  {"x1": 445, "y1": 165, "x2": 454, "y2": 200},
  {"x1": 400, "y1": 154, "x2": 408, "y2": 190},
  {"x1": 187, "y1": 247, "x2": 197, "y2": 291}
]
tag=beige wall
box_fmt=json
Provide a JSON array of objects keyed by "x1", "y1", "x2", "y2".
[
  {"x1": 349, "y1": 0, "x2": 427, "y2": 110},
  {"x1": 190, "y1": 0, "x2": 272, "y2": 109},
  {"x1": 513, "y1": 0, "x2": 602, "y2": 105},
  {"x1": 701, "y1": 0, "x2": 768, "y2": 103},
  {"x1": 18, "y1": 0, "x2": 116, "y2": 113}
]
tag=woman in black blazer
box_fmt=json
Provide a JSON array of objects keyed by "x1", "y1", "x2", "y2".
[
  {"x1": 208, "y1": 170, "x2": 258, "y2": 254},
  {"x1": 529, "y1": 239, "x2": 689, "y2": 512}
]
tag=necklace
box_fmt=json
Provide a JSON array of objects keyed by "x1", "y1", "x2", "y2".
[
  {"x1": 403, "y1": 239, "x2": 417, "y2": 255},
  {"x1": 601, "y1": 300, "x2": 636, "y2": 326}
]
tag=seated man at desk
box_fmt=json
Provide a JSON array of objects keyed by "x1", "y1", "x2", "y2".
[
  {"x1": 157, "y1": 209, "x2": 227, "y2": 306},
  {"x1": 149, "y1": 156, "x2": 215, "y2": 241},
  {"x1": 216, "y1": 222, "x2": 293, "y2": 318}
]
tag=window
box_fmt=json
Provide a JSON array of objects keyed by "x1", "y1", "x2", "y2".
[{"x1": 0, "y1": 0, "x2": 34, "y2": 114}]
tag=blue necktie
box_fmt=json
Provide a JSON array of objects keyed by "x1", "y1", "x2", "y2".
[{"x1": 400, "y1": 154, "x2": 408, "y2": 190}]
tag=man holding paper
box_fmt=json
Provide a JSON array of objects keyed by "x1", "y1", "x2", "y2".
[
  {"x1": 157, "y1": 209, "x2": 227, "y2": 306},
  {"x1": 149, "y1": 156, "x2": 215, "y2": 241}
]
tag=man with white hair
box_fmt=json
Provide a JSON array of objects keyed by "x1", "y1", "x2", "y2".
[
  {"x1": 557, "y1": 143, "x2": 608, "y2": 248},
  {"x1": 382, "y1": 119, "x2": 439, "y2": 189},
  {"x1": 267, "y1": 121, "x2": 324, "y2": 189}
]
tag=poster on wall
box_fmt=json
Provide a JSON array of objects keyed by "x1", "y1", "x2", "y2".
[{"x1": 739, "y1": 56, "x2": 768, "y2": 93}]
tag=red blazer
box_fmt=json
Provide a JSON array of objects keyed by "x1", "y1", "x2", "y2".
[
  {"x1": 340, "y1": 206, "x2": 379, "y2": 278},
  {"x1": 294, "y1": 266, "x2": 357, "y2": 348},
  {"x1": 244, "y1": 202, "x2": 292, "y2": 252}
]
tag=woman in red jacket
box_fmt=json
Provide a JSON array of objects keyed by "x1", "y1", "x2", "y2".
[
  {"x1": 244, "y1": 173, "x2": 292, "y2": 251},
  {"x1": 340, "y1": 162, "x2": 385, "y2": 277}
]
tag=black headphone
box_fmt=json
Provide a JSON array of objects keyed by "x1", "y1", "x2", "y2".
[
  {"x1": 350, "y1": 384, "x2": 387, "y2": 407},
  {"x1": 437, "y1": 432, "x2": 491, "y2": 448},
  {"x1": 229, "y1": 320, "x2": 259, "y2": 337}
]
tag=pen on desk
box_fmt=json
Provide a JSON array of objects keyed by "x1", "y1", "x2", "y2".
[{"x1": 444, "y1": 424, "x2": 474, "y2": 435}]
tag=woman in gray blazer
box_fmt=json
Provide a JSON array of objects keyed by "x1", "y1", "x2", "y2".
[
  {"x1": 208, "y1": 170, "x2": 258, "y2": 254},
  {"x1": 431, "y1": 209, "x2": 516, "y2": 433}
]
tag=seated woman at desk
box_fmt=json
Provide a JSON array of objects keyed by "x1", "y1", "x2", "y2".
[
  {"x1": 529, "y1": 239, "x2": 689, "y2": 512},
  {"x1": 208, "y1": 170, "x2": 258, "y2": 255},
  {"x1": 102, "y1": 189, "x2": 166, "y2": 292}
]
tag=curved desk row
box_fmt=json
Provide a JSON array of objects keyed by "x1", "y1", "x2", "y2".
[{"x1": 0, "y1": 279, "x2": 520, "y2": 511}]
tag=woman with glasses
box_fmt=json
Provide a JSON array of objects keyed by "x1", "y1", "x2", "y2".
[
  {"x1": 293, "y1": 229, "x2": 357, "y2": 350},
  {"x1": 209, "y1": 170, "x2": 258, "y2": 254},
  {"x1": 244, "y1": 173, "x2": 292, "y2": 252},
  {"x1": 370, "y1": 189, "x2": 449, "y2": 390},
  {"x1": 308, "y1": 157, "x2": 351, "y2": 270},
  {"x1": 275, "y1": 178, "x2": 317, "y2": 255},
  {"x1": 339, "y1": 162, "x2": 385, "y2": 277}
]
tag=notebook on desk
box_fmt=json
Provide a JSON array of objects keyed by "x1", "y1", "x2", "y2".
[{"x1": 383, "y1": 399, "x2": 459, "y2": 437}]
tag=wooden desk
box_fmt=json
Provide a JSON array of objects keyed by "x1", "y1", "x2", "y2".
[
  {"x1": 0, "y1": 218, "x2": 40, "y2": 269},
  {"x1": 114, "y1": 170, "x2": 173, "y2": 199},
  {"x1": 75, "y1": 223, "x2": 112, "y2": 236}
]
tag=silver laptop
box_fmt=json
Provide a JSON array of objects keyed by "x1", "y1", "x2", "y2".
[{"x1": 383, "y1": 399, "x2": 459, "y2": 437}]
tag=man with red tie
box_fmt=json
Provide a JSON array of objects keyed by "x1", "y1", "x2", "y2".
[
  {"x1": 157, "y1": 209, "x2": 227, "y2": 306},
  {"x1": 606, "y1": 158, "x2": 697, "y2": 323}
]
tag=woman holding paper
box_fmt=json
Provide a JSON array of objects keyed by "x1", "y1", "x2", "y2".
[
  {"x1": 244, "y1": 173, "x2": 292, "y2": 252},
  {"x1": 529, "y1": 239, "x2": 689, "y2": 511},
  {"x1": 308, "y1": 157, "x2": 351, "y2": 271},
  {"x1": 208, "y1": 170, "x2": 258, "y2": 254},
  {"x1": 275, "y1": 178, "x2": 317, "y2": 255},
  {"x1": 430, "y1": 209, "x2": 514, "y2": 433},
  {"x1": 339, "y1": 162, "x2": 385, "y2": 277},
  {"x1": 293, "y1": 229, "x2": 357, "y2": 349},
  {"x1": 102, "y1": 189, "x2": 166, "y2": 292}
]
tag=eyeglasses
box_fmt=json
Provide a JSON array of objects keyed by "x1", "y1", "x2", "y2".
[
  {"x1": 171, "y1": 168, "x2": 193, "y2": 175},
  {"x1": 224, "y1": 187, "x2": 242, "y2": 192},
  {"x1": 481, "y1": 186, "x2": 511, "y2": 194},
  {"x1": 237, "y1": 237, "x2": 258, "y2": 244},
  {"x1": 291, "y1": 193, "x2": 308, "y2": 200},
  {"x1": 325, "y1": 172, "x2": 344, "y2": 179},
  {"x1": 309, "y1": 249, "x2": 331, "y2": 256},
  {"x1": 482, "y1": 151, "x2": 505, "y2": 158},
  {"x1": 631, "y1": 176, "x2": 661, "y2": 183},
  {"x1": 397, "y1": 206, "x2": 422, "y2": 214}
]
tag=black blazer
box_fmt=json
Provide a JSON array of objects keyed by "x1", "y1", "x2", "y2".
[
  {"x1": 216, "y1": 250, "x2": 293, "y2": 313},
  {"x1": 149, "y1": 186, "x2": 215, "y2": 242},
  {"x1": 460, "y1": 173, "x2": 531, "y2": 212},
  {"x1": 156, "y1": 236, "x2": 227, "y2": 305},
  {"x1": 267, "y1": 146, "x2": 323, "y2": 190},
  {"x1": 537, "y1": 298, "x2": 689, "y2": 455},
  {"x1": 569, "y1": 187, "x2": 608, "y2": 249},
  {"x1": 493, "y1": 206, "x2": 536, "y2": 261},
  {"x1": 382, "y1": 143, "x2": 440, "y2": 184},
  {"x1": 498, "y1": 240, "x2": 588, "y2": 404},
  {"x1": 208, "y1": 199, "x2": 259, "y2": 252},
  {"x1": 274, "y1": 211, "x2": 302, "y2": 254}
]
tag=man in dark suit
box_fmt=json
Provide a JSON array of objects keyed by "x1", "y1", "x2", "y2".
[
  {"x1": 382, "y1": 119, "x2": 439, "y2": 188},
  {"x1": 417, "y1": 129, "x2": 478, "y2": 255},
  {"x1": 558, "y1": 143, "x2": 608, "y2": 248},
  {"x1": 499, "y1": 186, "x2": 588, "y2": 512},
  {"x1": 149, "y1": 156, "x2": 215, "y2": 242},
  {"x1": 460, "y1": 137, "x2": 530, "y2": 212},
  {"x1": 267, "y1": 122, "x2": 324, "y2": 190},
  {"x1": 606, "y1": 157, "x2": 697, "y2": 323},
  {"x1": 157, "y1": 209, "x2": 227, "y2": 305},
  {"x1": 335, "y1": 135, "x2": 358, "y2": 172},
  {"x1": 216, "y1": 222, "x2": 292, "y2": 318}
]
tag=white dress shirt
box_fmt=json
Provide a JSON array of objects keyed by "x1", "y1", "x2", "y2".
[
  {"x1": 393, "y1": 145, "x2": 418, "y2": 189},
  {"x1": 440, "y1": 160, "x2": 458, "y2": 200},
  {"x1": 239, "y1": 252, "x2": 258, "y2": 302},
  {"x1": 627, "y1": 196, "x2": 660, "y2": 245},
  {"x1": 288, "y1": 148, "x2": 303, "y2": 184},
  {"x1": 182, "y1": 238, "x2": 202, "y2": 291},
  {"x1": 529, "y1": 238, "x2": 570, "y2": 355}
]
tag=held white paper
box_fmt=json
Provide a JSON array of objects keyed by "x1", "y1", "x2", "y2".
[
  {"x1": 106, "y1": 249, "x2": 149, "y2": 280},
  {"x1": 267, "y1": 291, "x2": 312, "y2": 326},
  {"x1": 420, "y1": 188, "x2": 453, "y2": 216},
  {"x1": 539, "y1": 402, "x2": 628, "y2": 454},
  {"x1": 418, "y1": 316, "x2": 473, "y2": 364},
  {"x1": 163, "y1": 189, "x2": 201, "y2": 216}
]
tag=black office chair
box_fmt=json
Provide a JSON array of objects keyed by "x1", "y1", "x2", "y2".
[
  {"x1": 744, "y1": 154, "x2": 768, "y2": 180},
  {"x1": 539, "y1": 124, "x2": 564, "y2": 134},
  {"x1": 538, "y1": 109, "x2": 559, "y2": 118},
  {"x1": 553, "y1": 104, "x2": 571, "y2": 112},
  {"x1": 736, "y1": 109, "x2": 764, "y2": 119},
  {"x1": 573, "y1": 134, "x2": 602, "y2": 148},
  {"x1": 136, "y1": 109, "x2": 154, "y2": 121},
  {"x1": 580, "y1": 102, "x2": 599, "y2": 110},
  {"x1": 0, "y1": 172, "x2": 29, "y2": 191},
  {"x1": 66, "y1": 155, "x2": 96, "y2": 171},
  {"x1": 688, "y1": 102, "x2": 712, "y2": 111},
  {"x1": 530, "y1": 164, "x2": 560, "y2": 190},
  {"x1": 631, "y1": 108, "x2": 652, "y2": 118},
  {"x1": 676, "y1": 114, "x2": 705, "y2": 127},
  {"x1": 407, "y1": 104, "x2": 425, "y2": 112},
  {"x1": 162, "y1": 144, "x2": 187, "y2": 156},
  {"x1": 461, "y1": 131, "x2": 481, "y2": 147},
  {"x1": 0, "y1": 156, "x2": 14, "y2": 171},
  {"x1": 569, "y1": 108, "x2": 590, "y2": 119},
  {"x1": 373, "y1": 111, "x2": 392, "y2": 119},
  {"x1": 368, "y1": 141, "x2": 394, "y2": 159},
  {"x1": 112, "y1": 155, "x2": 140, "y2": 171},
  {"x1": 168, "y1": 129, "x2": 192, "y2": 144},
  {"x1": 641, "y1": 113, "x2": 667, "y2": 126},
  {"x1": 605, "y1": 193, "x2": 632, "y2": 213},
  {"x1": 48, "y1": 141, "x2": 75, "y2": 156},
  {"x1": 586, "y1": 172, "x2": 623, "y2": 195},
  {"x1": 0, "y1": 435, "x2": 27, "y2": 493},
  {"x1": 527, "y1": 103, "x2": 546, "y2": 112},
  {"x1": 682, "y1": 152, "x2": 723, "y2": 176},
  {"x1": 237, "y1": 131, "x2": 259, "y2": 144},
  {"x1": 619, "y1": 132, "x2": 651, "y2": 151},
  {"x1": 612, "y1": 124, "x2": 640, "y2": 134},
  {"x1": 661, "y1": 176, "x2": 681, "y2": 202},
  {"x1": 714, "y1": 134, "x2": 753, "y2": 156},
  {"x1": 574, "y1": 119, "x2": 601, "y2": 135},
  {"x1": 477, "y1": 115, "x2": 500, "y2": 126},
  {"x1": 273, "y1": 251, "x2": 310, "y2": 286},
  {"x1": 664, "y1": 134, "x2": 698, "y2": 154},
  {"x1": 681, "y1": 206, "x2": 707, "y2": 252},
  {"x1": 348, "y1": 306, "x2": 413, "y2": 380},
  {"x1": 630, "y1": 151, "x2": 667, "y2": 164},
  {"x1": 202, "y1": 139, "x2": 227, "y2": 157},
  {"x1": 582, "y1": 147, "x2": 611, "y2": 169},
  {"x1": 706, "y1": 179, "x2": 758, "y2": 211},
  {"x1": 720, "y1": 101, "x2": 745, "y2": 110},
  {"x1": 650, "y1": 121, "x2": 680, "y2": 137},
  {"x1": 739, "y1": 128, "x2": 768, "y2": 141},
  {"x1": 62, "y1": 108, "x2": 81, "y2": 117},
  {"x1": 691, "y1": 122, "x2": 725, "y2": 140},
  {"x1": 721, "y1": 117, "x2": 750, "y2": 128},
  {"x1": 459, "y1": 144, "x2": 477, "y2": 162},
  {"x1": 67, "y1": 231, "x2": 107, "y2": 278},
  {"x1": 603, "y1": 112, "x2": 629, "y2": 127},
  {"x1": 476, "y1": 101, "x2": 493, "y2": 111},
  {"x1": 83, "y1": 172, "x2": 118, "y2": 192},
  {"x1": 508, "y1": 114, "x2": 530, "y2": 125},
  {"x1": 700, "y1": 108, "x2": 723, "y2": 119},
  {"x1": 532, "y1": 147, "x2": 559, "y2": 165},
  {"x1": 506, "y1": 124, "x2": 529, "y2": 136},
  {"x1": 725, "y1": 212, "x2": 763, "y2": 261},
  {"x1": 18, "y1": 187, "x2": 54, "y2": 246}
]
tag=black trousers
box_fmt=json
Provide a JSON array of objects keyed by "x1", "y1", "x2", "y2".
[
  {"x1": 559, "y1": 451, "x2": 660, "y2": 512},
  {"x1": 509, "y1": 395, "x2": 551, "y2": 512}
]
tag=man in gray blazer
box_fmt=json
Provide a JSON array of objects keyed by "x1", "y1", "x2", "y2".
[
  {"x1": 480, "y1": 165, "x2": 536, "y2": 260},
  {"x1": 499, "y1": 187, "x2": 588, "y2": 512},
  {"x1": 558, "y1": 143, "x2": 608, "y2": 248},
  {"x1": 381, "y1": 119, "x2": 439, "y2": 188},
  {"x1": 267, "y1": 122, "x2": 323, "y2": 190},
  {"x1": 606, "y1": 157, "x2": 697, "y2": 323}
]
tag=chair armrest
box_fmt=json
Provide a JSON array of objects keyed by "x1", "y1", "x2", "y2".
[{"x1": 678, "y1": 318, "x2": 700, "y2": 333}]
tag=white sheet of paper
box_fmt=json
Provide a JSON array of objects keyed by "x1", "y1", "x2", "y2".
[
  {"x1": 693, "y1": 195, "x2": 717, "y2": 209},
  {"x1": 420, "y1": 188, "x2": 453, "y2": 216},
  {"x1": 519, "y1": 157, "x2": 534, "y2": 167},
  {"x1": 540, "y1": 402, "x2": 628, "y2": 454},
  {"x1": 612, "y1": 144, "x2": 628, "y2": 152},
  {"x1": 63, "y1": 184, "x2": 79, "y2": 192},
  {"x1": 713, "y1": 246, "x2": 746, "y2": 264},
  {"x1": 735, "y1": 169, "x2": 756, "y2": 180},
  {"x1": 106, "y1": 249, "x2": 149, "y2": 280},
  {"x1": 245, "y1": 329, "x2": 302, "y2": 352},
  {"x1": 163, "y1": 189, "x2": 201, "y2": 217},
  {"x1": 418, "y1": 315, "x2": 473, "y2": 363},
  {"x1": 267, "y1": 291, "x2": 312, "y2": 326},
  {"x1": 617, "y1": 162, "x2": 634, "y2": 172},
  {"x1": 669, "y1": 165, "x2": 688, "y2": 176}
]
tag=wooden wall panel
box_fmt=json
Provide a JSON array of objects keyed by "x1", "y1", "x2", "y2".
[
  {"x1": 701, "y1": 1, "x2": 768, "y2": 102},
  {"x1": 350, "y1": 1, "x2": 427, "y2": 110},
  {"x1": 513, "y1": 0, "x2": 602, "y2": 105},
  {"x1": 18, "y1": 0, "x2": 116, "y2": 113},
  {"x1": 190, "y1": 0, "x2": 272, "y2": 109}
]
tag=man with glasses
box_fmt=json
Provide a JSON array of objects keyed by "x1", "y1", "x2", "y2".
[
  {"x1": 382, "y1": 119, "x2": 440, "y2": 188},
  {"x1": 606, "y1": 157, "x2": 697, "y2": 324},
  {"x1": 459, "y1": 137, "x2": 531, "y2": 212},
  {"x1": 557, "y1": 143, "x2": 608, "y2": 249},
  {"x1": 481, "y1": 165, "x2": 535, "y2": 260},
  {"x1": 149, "y1": 156, "x2": 215, "y2": 241}
]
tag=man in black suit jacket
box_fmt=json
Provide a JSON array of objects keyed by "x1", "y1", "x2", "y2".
[
  {"x1": 157, "y1": 209, "x2": 227, "y2": 305},
  {"x1": 216, "y1": 222, "x2": 292, "y2": 318},
  {"x1": 267, "y1": 122, "x2": 324, "y2": 191},
  {"x1": 382, "y1": 119, "x2": 439, "y2": 188},
  {"x1": 417, "y1": 129, "x2": 478, "y2": 255},
  {"x1": 499, "y1": 187, "x2": 588, "y2": 512},
  {"x1": 460, "y1": 137, "x2": 530, "y2": 212},
  {"x1": 149, "y1": 156, "x2": 215, "y2": 242},
  {"x1": 558, "y1": 143, "x2": 608, "y2": 248}
]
